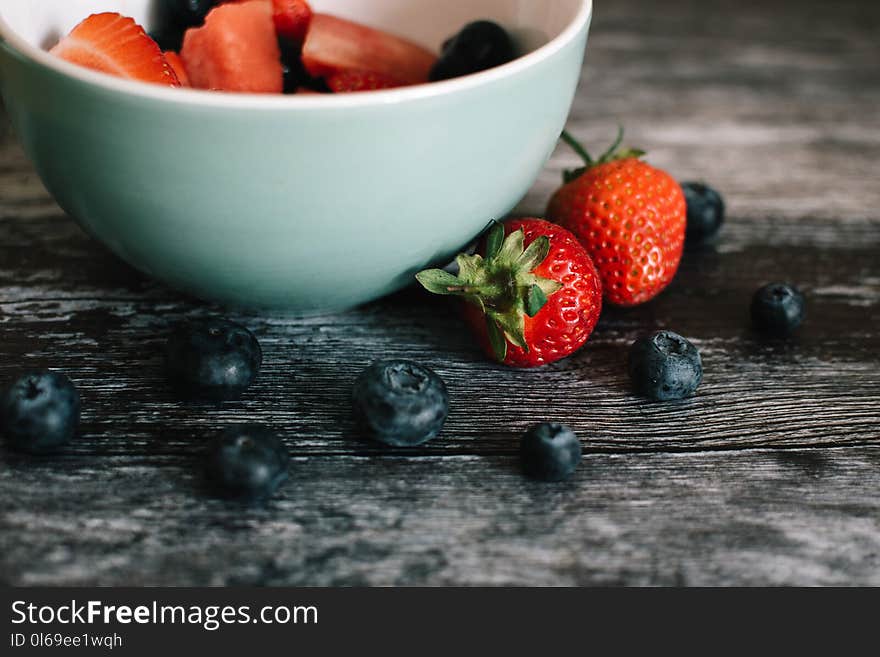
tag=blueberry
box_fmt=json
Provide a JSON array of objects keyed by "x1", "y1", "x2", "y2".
[
  {"x1": 430, "y1": 21, "x2": 517, "y2": 82},
  {"x1": 353, "y1": 361, "x2": 449, "y2": 447},
  {"x1": 751, "y1": 283, "x2": 805, "y2": 336},
  {"x1": 157, "y1": 0, "x2": 217, "y2": 28},
  {"x1": 628, "y1": 331, "x2": 703, "y2": 401},
  {"x1": 681, "y1": 182, "x2": 725, "y2": 246},
  {"x1": 165, "y1": 318, "x2": 262, "y2": 401},
  {"x1": 149, "y1": 29, "x2": 185, "y2": 52},
  {"x1": 520, "y1": 423, "x2": 582, "y2": 482},
  {"x1": 152, "y1": 0, "x2": 218, "y2": 50},
  {"x1": 1, "y1": 371, "x2": 80, "y2": 454},
  {"x1": 204, "y1": 425, "x2": 290, "y2": 502}
]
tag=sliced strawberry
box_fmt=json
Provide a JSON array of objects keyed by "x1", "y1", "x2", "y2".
[
  {"x1": 164, "y1": 51, "x2": 191, "y2": 86},
  {"x1": 181, "y1": 0, "x2": 283, "y2": 93},
  {"x1": 326, "y1": 69, "x2": 403, "y2": 93},
  {"x1": 301, "y1": 14, "x2": 437, "y2": 86},
  {"x1": 272, "y1": 0, "x2": 312, "y2": 45},
  {"x1": 50, "y1": 13, "x2": 180, "y2": 86}
]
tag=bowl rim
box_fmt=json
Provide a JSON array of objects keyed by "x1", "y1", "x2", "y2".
[{"x1": 0, "y1": 0, "x2": 592, "y2": 109}]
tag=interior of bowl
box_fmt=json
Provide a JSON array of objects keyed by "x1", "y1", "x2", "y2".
[{"x1": 0, "y1": 0, "x2": 587, "y2": 75}]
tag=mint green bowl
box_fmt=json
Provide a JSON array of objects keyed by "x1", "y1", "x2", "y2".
[{"x1": 0, "y1": 0, "x2": 592, "y2": 311}]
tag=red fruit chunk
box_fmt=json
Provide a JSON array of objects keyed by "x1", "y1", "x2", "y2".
[
  {"x1": 164, "y1": 52, "x2": 191, "y2": 86},
  {"x1": 272, "y1": 0, "x2": 313, "y2": 45},
  {"x1": 50, "y1": 12, "x2": 180, "y2": 86},
  {"x1": 416, "y1": 219, "x2": 603, "y2": 368},
  {"x1": 327, "y1": 69, "x2": 403, "y2": 93},
  {"x1": 548, "y1": 157, "x2": 686, "y2": 306},
  {"x1": 181, "y1": 0, "x2": 283, "y2": 93},
  {"x1": 302, "y1": 14, "x2": 436, "y2": 86}
]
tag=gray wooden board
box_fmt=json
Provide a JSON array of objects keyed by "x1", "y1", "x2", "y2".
[
  {"x1": 2, "y1": 449, "x2": 879, "y2": 586},
  {"x1": 0, "y1": 0, "x2": 878, "y2": 585}
]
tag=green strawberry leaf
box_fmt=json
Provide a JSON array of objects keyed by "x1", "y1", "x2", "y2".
[
  {"x1": 414, "y1": 269, "x2": 465, "y2": 295},
  {"x1": 516, "y1": 235, "x2": 551, "y2": 273},
  {"x1": 484, "y1": 221, "x2": 505, "y2": 261},
  {"x1": 526, "y1": 284, "x2": 548, "y2": 318},
  {"x1": 486, "y1": 317, "x2": 507, "y2": 362}
]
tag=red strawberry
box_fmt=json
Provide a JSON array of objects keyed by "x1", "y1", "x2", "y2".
[
  {"x1": 50, "y1": 13, "x2": 180, "y2": 86},
  {"x1": 272, "y1": 0, "x2": 313, "y2": 45},
  {"x1": 301, "y1": 14, "x2": 437, "y2": 86},
  {"x1": 547, "y1": 130, "x2": 686, "y2": 307},
  {"x1": 164, "y1": 51, "x2": 191, "y2": 86},
  {"x1": 326, "y1": 69, "x2": 403, "y2": 93},
  {"x1": 417, "y1": 219, "x2": 603, "y2": 368},
  {"x1": 181, "y1": 0, "x2": 283, "y2": 93}
]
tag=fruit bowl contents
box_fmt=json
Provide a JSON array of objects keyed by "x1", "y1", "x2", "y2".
[{"x1": 48, "y1": 0, "x2": 522, "y2": 94}]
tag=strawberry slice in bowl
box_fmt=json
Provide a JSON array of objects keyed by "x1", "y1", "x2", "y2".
[
  {"x1": 326, "y1": 69, "x2": 403, "y2": 93},
  {"x1": 163, "y1": 51, "x2": 191, "y2": 87},
  {"x1": 272, "y1": 0, "x2": 313, "y2": 47},
  {"x1": 49, "y1": 12, "x2": 180, "y2": 86},
  {"x1": 302, "y1": 13, "x2": 437, "y2": 87}
]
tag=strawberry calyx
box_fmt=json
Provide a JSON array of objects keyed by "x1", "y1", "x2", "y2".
[
  {"x1": 415, "y1": 221, "x2": 563, "y2": 362},
  {"x1": 560, "y1": 128, "x2": 646, "y2": 184}
]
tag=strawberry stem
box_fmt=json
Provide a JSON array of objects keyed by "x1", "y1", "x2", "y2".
[
  {"x1": 559, "y1": 128, "x2": 647, "y2": 184},
  {"x1": 598, "y1": 125, "x2": 626, "y2": 162},
  {"x1": 561, "y1": 130, "x2": 594, "y2": 166}
]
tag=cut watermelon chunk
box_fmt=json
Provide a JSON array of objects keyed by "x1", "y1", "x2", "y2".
[
  {"x1": 301, "y1": 14, "x2": 437, "y2": 86},
  {"x1": 181, "y1": 0, "x2": 283, "y2": 93}
]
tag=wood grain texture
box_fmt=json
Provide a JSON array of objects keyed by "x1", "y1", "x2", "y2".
[
  {"x1": 2, "y1": 449, "x2": 879, "y2": 586},
  {"x1": 1, "y1": 0, "x2": 879, "y2": 586}
]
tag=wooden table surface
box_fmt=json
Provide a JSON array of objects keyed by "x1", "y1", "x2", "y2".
[{"x1": 1, "y1": 0, "x2": 878, "y2": 586}]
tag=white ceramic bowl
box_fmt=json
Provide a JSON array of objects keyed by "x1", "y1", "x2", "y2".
[{"x1": 0, "y1": 0, "x2": 592, "y2": 310}]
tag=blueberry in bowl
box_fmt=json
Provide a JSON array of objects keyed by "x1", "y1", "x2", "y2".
[
  {"x1": 430, "y1": 21, "x2": 517, "y2": 82},
  {"x1": 353, "y1": 360, "x2": 449, "y2": 447},
  {"x1": 520, "y1": 423, "x2": 582, "y2": 482},
  {"x1": 1, "y1": 370, "x2": 81, "y2": 454},
  {"x1": 628, "y1": 331, "x2": 703, "y2": 401},
  {"x1": 151, "y1": 0, "x2": 219, "y2": 51},
  {"x1": 165, "y1": 318, "x2": 262, "y2": 401},
  {"x1": 204, "y1": 424, "x2": 290, "y2": 502}
]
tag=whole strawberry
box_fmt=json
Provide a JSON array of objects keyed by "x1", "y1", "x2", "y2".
[
  {"x1": 547, "y1": 131, "x2": 686, "y2": 306},
  {"x1": 416, "y1": 219, "x2": 602, "y2": 368}
]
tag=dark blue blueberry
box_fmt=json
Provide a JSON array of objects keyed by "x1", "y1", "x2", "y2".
[
  {"x1": 520, "y1": 423, "x2": 582, "y2": 482},
  {"x1": 149, "y1": 29, "x2": 185, "y2": 52},
  {"x1": 751, "y1": 283, "x2": 805, "y2": 336},
  {"x1": 628, "y1": 331, "x2": 703, "y2": 401},
  {"x1": 165, "y1": 318, "x2": 262, "y2": 401},
  {"x1": 157, "y1": 0, "x2": 218, "y2": 29},
  {"x1": 277, "y1": 40, "x2": 320, "y2": 94},
  {"x1": 682, "y1": 182, "x2": 726, "y2": 246},
  {"x1": 1, "y1": 371, "x2": 80, "y2": 454},
  {"x1": 353, "y1": 361, "x2": 449, "y2": 447},
  {"x1": 152, "y1": 0, "x2": 218, "y2": 50},
  {"x1": 430, "y1": 21, "x2": 517, "y2": 82},
  {"x1": 204, "y1": 425, "x2": 290, "y2": 502}
]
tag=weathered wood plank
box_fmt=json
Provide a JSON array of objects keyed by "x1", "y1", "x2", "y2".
[
  {"x1": 1, "y1": 448, "x2": 878, "y2": 586},
  {"x1": 521, "y1": 0, "x2": 880, "y2": 222},
  {"x1": 0, "y1": 0, "x2": 878, "y2": 587}
]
